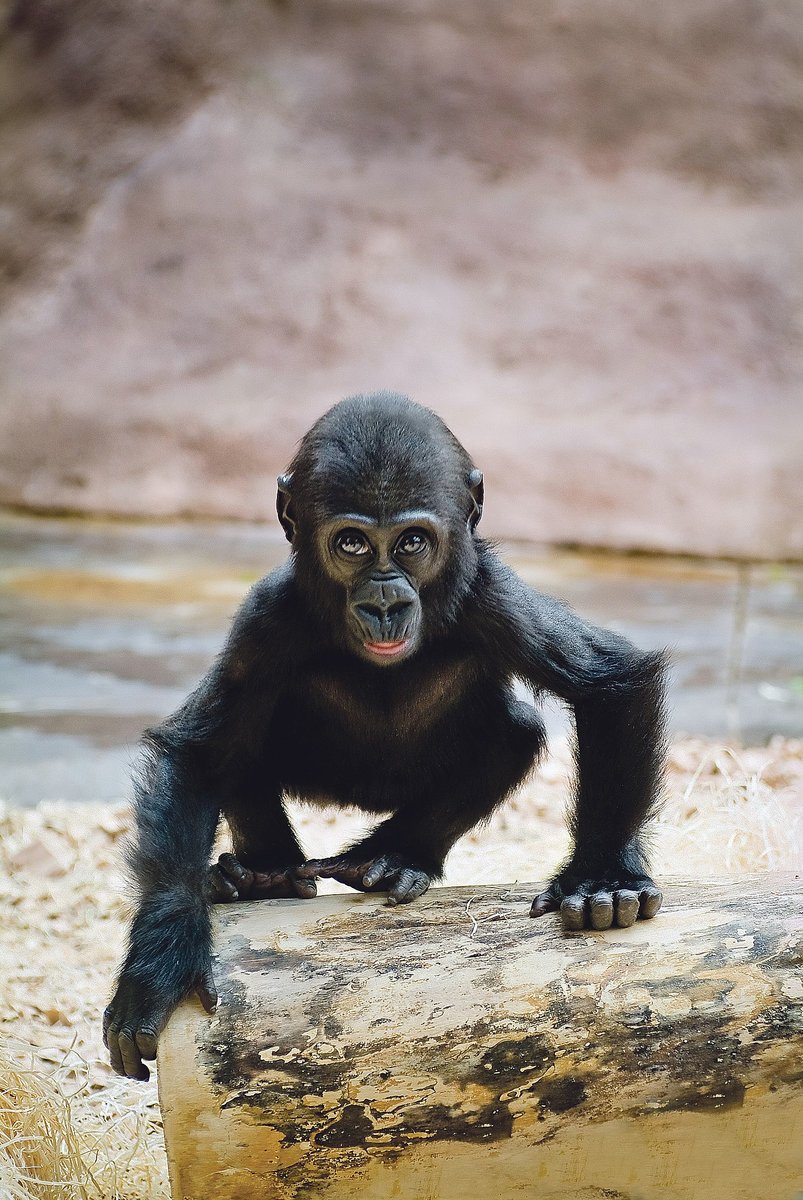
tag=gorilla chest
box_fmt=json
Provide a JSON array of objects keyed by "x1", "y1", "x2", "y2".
[
  {"x1": 272, "y1": 657, "x2": 478, "y2": 784},
  {"x1": 305, "y1": 658, "x2": 474, "y2": 740}
]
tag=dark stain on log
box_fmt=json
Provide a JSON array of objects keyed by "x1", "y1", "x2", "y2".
[
  {"x1": 205, "y1": 973, "x2": 352, "y2": 1102},
  {"x1": 478, "y1": 1032, "x2": 554, "y2": 1081},
  {"x1": 306, "y1": 1098, "x2": 517, "y2": 1151},
  {"x1": 661, "y1": 1076, "x2": 746, "y2": 1113},
  {"x1": 202, "y1": 973, "x2": 802, "y2": 1129},
  {"x1": 749, "y1": 1001, "x2": 803, "y2": 1043},
  {"x1": 535, "y1": 1076, "x2": 587, "y2": 1113},
  {"x1": 699, "y1": 926, "x2": 775, "y2": 971},
  {"x1": 313, "y1": 1104, "x2": 375, "y2": 1148},
  {"x1": 619, "y1": 1005, "x2": 653, "y2": 1027},
  {"x1": 214, "y1": 933, "x2": 282, "y2": 975},
  {"x1": 774, "y1": 941, "x2": 803, "y2": 969},
  {"x1": 608, "y1": 1011, "x2": 751, "y2": 1112},
  {"x1": 215, "y1": 1045, "x2": 351, "y2": 1102},
  {"x1": 397, "y1": 1100, "x2": 515, "y2": 1143},
  {"x1": 302, "y1": 977, "x2": 346, "y2": 1038}
]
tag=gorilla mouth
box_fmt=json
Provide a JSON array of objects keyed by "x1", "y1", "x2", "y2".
[{"x1": 364, "y1": 639, "x2": 410, "y2": 658}]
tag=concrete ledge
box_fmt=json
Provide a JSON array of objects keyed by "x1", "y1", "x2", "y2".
[{"x1": 158, "y1": 876, "x2": 802, "y2": 1200}]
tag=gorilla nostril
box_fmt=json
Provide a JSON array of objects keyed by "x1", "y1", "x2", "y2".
[
  {"x1": 387, "y1": 600, "x2": 412, "y2": 617},
  {"x1": 355, "y1": 600, "x2": 411, "y2": 621}
]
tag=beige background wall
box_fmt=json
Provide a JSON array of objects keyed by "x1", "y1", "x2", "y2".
[{"x1": 1, "y1": 0, "x2": 801, "y2": 557}]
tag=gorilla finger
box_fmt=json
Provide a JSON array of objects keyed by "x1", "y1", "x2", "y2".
[
  {"x1": 208, "y1": 865, "x2": 239, "y2": 902},
  {"x1": 290, "y1": 872, "x2": 317, "y2": 899},
  {"x1": 639, "y1": 887, "x2": 663, "y2": 919},
  {"x1": 387, "y1": 869, "x2": 427, "y2": 906},
  {"x1": 135, "y1": 1029, "x2": 159, "y2": 1060},
  {"x1": 300, "y1": 858, "x2": 368, "y2": 889},
  {"x1": 405, "y1": 872, "x2": 431, "y2": 902},
  {"x1": 247, "y1": 870, "x2": 312, "y2": 899},
  {"x1": 248, "y1": 871, "x2": 291, "y2": 899},
  {"x1": 295, "y1": 860, "x2": 321, "y2": 878},
  {"x1": 589, "y1": 892, "x2": 614, "y2": 930},
  {"x1": 560, "y1": 896, "x2": 587, "y2": 931},
  {"x1": 530, "y1": 890, "x2": 559, "y2": 918},
  {"x1": 363, "y1": 856, "x2": 393, "y2": 888},
  {"x1": 197, "y1": 968, "x2": 218, "y2": 1014},
  {"x1": 118, "y1": 1030, "x2": 149, "y2": 1081},
  {"x1": 109, "y1": 1046, "x2": 127, "y2": 1078},
  {"x1": 107, "y1": 1030, "x2": 125, "y2": 1076},
  {"x1": 614, "y1": 890, "x2": 639, "y2": 928},
  {"x1": 102, "y1": 1005, "x2": 113, "y2": 1047},
  {"x1": 219, "y1": 854, "x2": 253, "y2": 888}
]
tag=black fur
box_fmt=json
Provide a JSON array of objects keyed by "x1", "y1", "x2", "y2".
[{"x1": 104, "y1": 391, "x2": 667, "y2": 1079}]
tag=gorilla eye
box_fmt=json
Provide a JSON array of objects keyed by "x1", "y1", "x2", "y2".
[
  {"x1": 335, "y1": 530, "x2": 371, "y2": 557},
  {"x1": 395, "y1": 530, "x2": 429, "y2": 556}
]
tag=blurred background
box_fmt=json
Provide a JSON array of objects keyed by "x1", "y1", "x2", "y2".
[{"x1": 1, "y1": 0, "x2": 801, "y2": 553}]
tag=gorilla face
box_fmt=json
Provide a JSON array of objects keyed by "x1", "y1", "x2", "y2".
[{"x1": 318, "y1": 510, "x2": 450, "y2": 664}]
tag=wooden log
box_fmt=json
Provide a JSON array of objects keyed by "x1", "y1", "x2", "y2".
[{"x1": 158, "y1": 876, "x2": 803, "y2": 1200}]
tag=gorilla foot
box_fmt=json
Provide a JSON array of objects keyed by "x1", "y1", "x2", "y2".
[
  {"x1": 297, "y1": 852, "x2": 431, "y2": 905},
  {"x1": 207, "y1": 852, "x2": 317, "y2": 902}
]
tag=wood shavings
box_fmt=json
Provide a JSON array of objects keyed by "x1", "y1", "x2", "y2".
[{"x1": 9, "y1": 840, "x2": 68, "y2": 879}]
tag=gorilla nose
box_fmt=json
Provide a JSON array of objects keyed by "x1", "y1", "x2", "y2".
[
  {"x1": 350, "y1": 578, "x2": 417, "y2": 642},
  {"x1": 354, "y1": 598, "x2": 414, "y2": 626}
]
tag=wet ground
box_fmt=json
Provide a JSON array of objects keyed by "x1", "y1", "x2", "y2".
[{"x1": 1, "y1": 514, "x2": 801, "y2": 806}]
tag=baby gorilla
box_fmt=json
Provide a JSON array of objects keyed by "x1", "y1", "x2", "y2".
[{"x1": 105, "y1": 391, "x2": 666, "y2": 1080}]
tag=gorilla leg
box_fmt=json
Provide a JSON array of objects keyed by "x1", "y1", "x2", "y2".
[{"x1": 300, "y1": 699, "x2": 546, "y2": 904}]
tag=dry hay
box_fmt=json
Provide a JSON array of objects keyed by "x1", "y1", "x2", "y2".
[
  {"x1": 0, "y1": 735, "x2": 800, "y2": 1200},
  {"x1": 0, "y1": 1058, "x2": 87, "y2": 1200}
]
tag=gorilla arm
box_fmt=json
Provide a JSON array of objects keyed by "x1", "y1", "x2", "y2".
[
  {"x1": 473, "y1": 557, "x2": 667, "y2": 931},
  {"x1": 103, "y1": 725, "x2": 220, "y2": 1080},
  {"x1": 104, "y1": 571, "x2": 299, "y2": 1079}
]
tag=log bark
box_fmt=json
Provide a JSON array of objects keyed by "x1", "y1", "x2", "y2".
[{"x1": 158, "y1": 875, "x2": 803, "y2": 1200}]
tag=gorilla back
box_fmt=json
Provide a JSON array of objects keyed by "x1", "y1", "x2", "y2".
[{"x1": 104, "y1": 390, "x2": 666, "y2": 1081}]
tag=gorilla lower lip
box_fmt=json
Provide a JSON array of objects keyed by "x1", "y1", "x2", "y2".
[{"x1": 365, "y1": 640, "x2": 410, "y2": 657}]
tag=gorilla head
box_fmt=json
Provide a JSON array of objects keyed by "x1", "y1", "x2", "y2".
[{"x1": 276, "y1": 392, "x2": 484, "y2": 664}]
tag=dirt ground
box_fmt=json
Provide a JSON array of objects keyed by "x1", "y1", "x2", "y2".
[{"x1": 1, "y1": 734, "x2": 801, "y2": 1199}]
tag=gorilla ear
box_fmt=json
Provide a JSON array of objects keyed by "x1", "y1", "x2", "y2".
[
  {"x1": 276, "y1": 473, "x2": 297, "y2": 543},
  {"x1": 468, "y1": 469, "x2": 484, "y2": 531}
]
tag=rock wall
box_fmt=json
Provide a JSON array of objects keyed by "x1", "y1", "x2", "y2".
[{"x1": 1, "y1": 0, "x2": 801, "y2": 557}]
